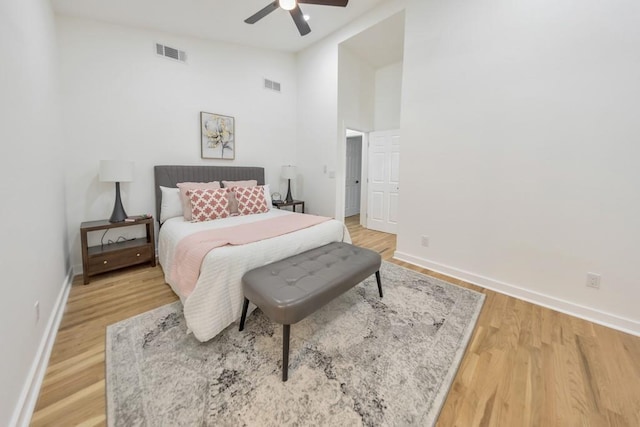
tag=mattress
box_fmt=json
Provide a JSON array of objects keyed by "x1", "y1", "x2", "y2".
[{"x1": 158, "y1": 208, "x2": 351, "y2": 341}]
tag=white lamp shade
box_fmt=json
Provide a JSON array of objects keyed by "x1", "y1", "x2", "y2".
[
  {"x1": 281, "y1": 165, "x2": 297, "y2": 180},
  {"x1": 99, "y1": 160, "x2": 134, "y2": 183},
  {"x1": 279, "y1": 0, "x2": 296, "y2": 11}
]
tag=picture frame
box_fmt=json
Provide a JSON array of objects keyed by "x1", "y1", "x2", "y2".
[{"x1": 201, "y1": 112, "x2": 235, "y2": 160}]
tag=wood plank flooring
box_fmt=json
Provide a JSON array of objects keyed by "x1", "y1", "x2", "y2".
[{"x1": 31, "y1": 215, "x2": 640, "y2": 426}]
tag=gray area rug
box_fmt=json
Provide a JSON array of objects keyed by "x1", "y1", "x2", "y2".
[{"x1": 106, "y1": 261, "x2": 484, "y2": 426}]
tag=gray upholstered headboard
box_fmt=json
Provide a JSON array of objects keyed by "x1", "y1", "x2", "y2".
[{"x1": 154, "y1": 165, "x2": 265, "y2": 221}]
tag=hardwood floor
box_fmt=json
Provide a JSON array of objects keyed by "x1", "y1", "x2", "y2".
[{"x1": 31, "y1": 215, "x2": 640, "y2": 426}]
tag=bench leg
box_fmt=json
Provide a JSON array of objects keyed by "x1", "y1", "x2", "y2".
[
  {"x1": 282, "y1": 324, "x2": 290, "y2": 382},
  {"x1": 239, "y1": 298, "x2": 249, "y2": 331},
  {"x1": 375, "y1": 270, "x2": 383, "y2": 298}
]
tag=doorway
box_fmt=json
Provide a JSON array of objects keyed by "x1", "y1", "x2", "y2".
[
  {"x1": 345, "y1": 129, "x2": 364, "y2": 219},
  {"x1": 345, "y1": 135, "x2": 363, "y2": 217}
]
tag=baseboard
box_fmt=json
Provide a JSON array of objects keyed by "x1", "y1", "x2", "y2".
[
  {"x1": 9, "y1": 268, "x2": 74, "y2": 427},
  {"x1": 394, "y1": 251, "x2": 640, "y2": 337},
  {"x1": 73, "y1": 263, "x2": 82, "y2": 277}
]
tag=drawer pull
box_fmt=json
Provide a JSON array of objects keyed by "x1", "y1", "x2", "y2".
[
  {"x1": 103, "y1": 260, "x2": 108, "y2": 264},
  {"x1": 137, "y1": 253, "x2": 141, "y2": 257}
]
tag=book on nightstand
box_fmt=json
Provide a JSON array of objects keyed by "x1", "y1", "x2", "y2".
[{"x1": 125, "y1": 214, "x2": 152, "y2": 222}]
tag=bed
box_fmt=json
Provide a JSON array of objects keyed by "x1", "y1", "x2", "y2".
[{"x1": 154, "y1": 165, "x2": 351, "y2": 342}]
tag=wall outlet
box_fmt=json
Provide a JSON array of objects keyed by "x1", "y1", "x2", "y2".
[
  {"x1": 586, "y1": 272, "x2": 601, "y2": 289},
  {"x1": 34, "y1": 301, "x2": 40, "y2": 323},
  {"x1": 421, "y1": 235, "x2": 429, "y2": 247}
]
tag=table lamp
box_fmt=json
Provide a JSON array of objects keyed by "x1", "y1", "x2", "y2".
[
  {"x1": 100, "y1": 160, "x2": 134, "y2": 222},
  {"x1": 281, "y1": 165, "x2": 296, "y2": 203}
]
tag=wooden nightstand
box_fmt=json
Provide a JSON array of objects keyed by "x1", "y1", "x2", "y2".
[
  {"x1": 273, "y1": 200, "x2": 305, "y2": 213},
  {"x1": 80, "y1": 217, "x2": 156, "y2": 284}
]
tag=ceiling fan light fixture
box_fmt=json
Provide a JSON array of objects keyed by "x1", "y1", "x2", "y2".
[
  {"x1": 279, "y1": 0, "x2": 296, "y2": 11},
  {"x1": 245, "y1": 0, "x2": 348, "y2": 37}
]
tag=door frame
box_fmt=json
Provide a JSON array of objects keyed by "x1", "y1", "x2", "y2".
[
  {"x1": 335, "y1": 123, "x2": 368, "y2": 225},
  {"x1": 345, "y1": 134, "x2": 363, "y2": 217}
]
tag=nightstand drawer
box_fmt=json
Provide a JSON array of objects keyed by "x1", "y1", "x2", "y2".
[{"x1": 88, "y1": 245, "x2": 152, "y2": 275}]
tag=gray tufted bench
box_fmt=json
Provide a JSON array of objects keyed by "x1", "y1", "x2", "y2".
[{"x1": 239, "y1": 242, "x2": 383, "y2": 381}]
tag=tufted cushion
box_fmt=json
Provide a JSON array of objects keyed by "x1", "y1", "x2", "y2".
[
  {"x1": 187, "y1": 188, "x2": 230, "y2": 222},
  {"x1": 242, "y1": 242, "x2": 382, "y2": 325}
]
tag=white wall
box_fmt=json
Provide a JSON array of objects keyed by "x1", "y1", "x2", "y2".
[
  {"x1": 0, "y1": 0, "x2": 70, "y2": 424},
  {"x1": 295, "y1": 41, "x2": 339, "y2": 217},
  {"x1": 57, "y1": 16, "x2": 299, "y2": 271},
  {"x1": 397, "y1": 0, "x2": 640, "y2": 333},
  {"x1": 296, "y1": 0, "x2": 407, "y2": 218},
  {"x1": 338, "y1": 46, "x2": 375, "y2": 133},
  {"x1": 337, "y1": 46, "x2": 375, "y2": 220},
  {"x1": 374, "y1": 61, "x2": 403, "y2": 131}
]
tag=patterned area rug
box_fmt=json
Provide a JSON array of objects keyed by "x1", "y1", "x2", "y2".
[{"x1": 106, "y1": 261, "x2": 484, "y2": 426}]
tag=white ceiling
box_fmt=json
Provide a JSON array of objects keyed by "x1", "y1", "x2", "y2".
[{"x1": 51, "y1": 0, "x2": 392, "y2": 53}]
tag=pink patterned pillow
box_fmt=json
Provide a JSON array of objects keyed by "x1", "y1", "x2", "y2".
[
  {"x1": 177, "y1": 181, "x2": 221, "y2": 221},
  {"x1": 222, "y1": 180, "x2": 258, "y2": 215},
  {"x1": 187, "y1": 188, "x2": 230, "y2": 222},
  {"x1": 233, "y1": 186, "x2": 269, "y2": 216}
]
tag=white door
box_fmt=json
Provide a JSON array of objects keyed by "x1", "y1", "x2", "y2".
[
  {"x1": 345, "y1": 137, "x2": 362, "y2": 217},
  {"x1": 367, "y1": 129, "x2": 400, "y2": 234}
]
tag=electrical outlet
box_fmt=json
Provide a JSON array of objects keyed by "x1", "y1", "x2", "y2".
[
  {"x1": 34, "y1": 301, "x2": 40, "y2": 323},
  {"x1": 421, "y1": 235, "x2": 429, "y2": 247},
  {"x1": 586, "y1": 272, "x2": 601, "y2": 289}
]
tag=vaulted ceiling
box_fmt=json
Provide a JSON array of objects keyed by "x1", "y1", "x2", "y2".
[{"x1": 52, "y1": 0, "x2": 391, "y2": 52}]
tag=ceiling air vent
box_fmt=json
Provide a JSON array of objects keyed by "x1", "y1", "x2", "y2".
[
  {"x1": 156, "y1": 43, "x2": 187, "y2": 63},
  {"x1": 264, "y1": 78, "x2": 281, "y2": 93}
]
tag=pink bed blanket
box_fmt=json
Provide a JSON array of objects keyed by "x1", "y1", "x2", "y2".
[{"x1": 169, "y1": 213, "x2": 331, "y2": 297}]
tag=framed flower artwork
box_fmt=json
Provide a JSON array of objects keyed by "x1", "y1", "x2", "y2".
[{"x1": 201, "y1": 112, "x2": 235, "y2": 160}]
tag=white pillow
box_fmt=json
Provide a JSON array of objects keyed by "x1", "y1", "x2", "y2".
[
  {"x1": 159, "y1": 186, "x2": 182, "y2": 223},
  {"x1": 263, "y1": 184, "x2": 273, "y2": 208}
]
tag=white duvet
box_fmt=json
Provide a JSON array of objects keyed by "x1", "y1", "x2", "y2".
[{"x1": 158, "y1": 209, "x2": 351, "y2": 342}]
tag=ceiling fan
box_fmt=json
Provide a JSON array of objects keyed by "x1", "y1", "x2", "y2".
[{"x1": 245, "y1": 0, "x2": 349, "y2": 36}]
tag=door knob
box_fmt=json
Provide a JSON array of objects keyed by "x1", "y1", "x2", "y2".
[{"x1": 355, "y1": 180, "x2": 359, "y2": 184}]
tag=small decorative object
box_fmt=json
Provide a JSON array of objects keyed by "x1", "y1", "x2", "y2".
[
  {"x1": 201, "y1": 112, "x2": 235, "y2": 160},
  {"x1": 271, "y1": 192, "x2": 282, "y2": 203},
  {"x1": 99, "y1": 160, "x2": 134, "y2": 223},
  {"x1": 281, "y1": 165, "x2": 296, "y2": 203}
]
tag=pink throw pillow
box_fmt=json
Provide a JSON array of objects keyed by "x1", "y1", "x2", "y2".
[
  {"x1": 222, "y1": 180, "x2": 258, "y2": 215},
  {"x1": 234, "y1": 186, "x2": 269, "y2": 216},
  {"x1": 187, "y1": 188, "x2": 230, "y2": 222},
  {"x1": 221, "y1": 180, "x2": 257, "y2": 188},
  {"x1": 177, "y1": 181, "x2": 221, "y2": 221}
]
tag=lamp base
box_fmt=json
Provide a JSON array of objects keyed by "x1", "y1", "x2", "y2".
[
  {"x1": 109, "y1": 182, "x2": 128, "y2": 222},
  {"x1": 285, "y1": 179, "x2": 294, "y2": 203}
]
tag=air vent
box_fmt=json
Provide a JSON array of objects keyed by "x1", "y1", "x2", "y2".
[
  {"x1": 156, "y1": 43, "x2": 187, "y2": 63},
  {"x1": 264, "y1": 78, "x2": 281, "y2": 93}
]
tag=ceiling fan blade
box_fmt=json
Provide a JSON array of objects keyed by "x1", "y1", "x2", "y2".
[
  {"x1": 298, "y1": 0, "x2": 349, "y2": 6},
  {"x1": 290, "y1": 6, "x2": 311, "y2": 36},
  {"x1": 244, "y1": 1, "x2": 279, "y2": 24}
]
